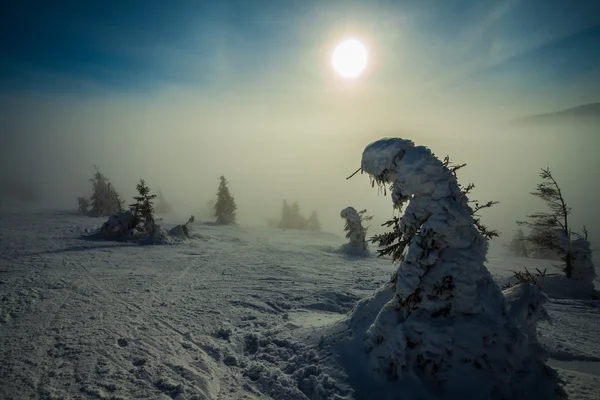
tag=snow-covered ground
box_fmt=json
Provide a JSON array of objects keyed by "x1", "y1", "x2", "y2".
[{"x1": 0, "y1": 210, "x2": 598, "y2": 399}]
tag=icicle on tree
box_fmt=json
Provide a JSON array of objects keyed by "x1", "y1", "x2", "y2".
[
  {"x1": 130, "y1": 179, "x2": 157, "y2": 235},
  {"x1": 353, "y1": 138, "x2": 563, "y2": 399},
  {"x1": 155, "y1": 189, "x2": 172, "y2": 214},
  {"x1": 517, "y1": 167, "x2": 588, "y2": 278},
  {"x1": 214, "y1": 176, "x2": 237, "y2": 225},
  {"x1": 510, "y1": 228, "x2": 530, "y2": 257},
  {"x1": 307, "y1": 211, "x2": 322, "y2": 232},
  {"x1": 340, "y1": 207, "x2": 372, "y2": 254},
  {"x1": 88, "y1": 166, "x2": 124, "y2": 217}
]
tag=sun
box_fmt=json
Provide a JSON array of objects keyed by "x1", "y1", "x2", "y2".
[{"x1": 331, "y1": 39, "x2": 368, "y2": 79}]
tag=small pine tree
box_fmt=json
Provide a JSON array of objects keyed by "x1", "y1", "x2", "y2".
[
  {"x1": 214, "y1": 176, "x2": 237, "y2": 225},
  {"x1": 307, "y1": 211, "x2": 322, "y2": 232},
  {"x1": 88, "y1": 166, "x2": 123, "y2": 217},
  {"x1": 517, "y1": 167, "x2": 585, "y2": 278},
  {"x1": 130, "y1": 179, "x2": 157, "y2": 234},
  {"x1": 510, "y1": 228, "x2": 529, "y2": 257},
  {"x1": 341, "y1": 207, "x2": 372, "y2": 251},
  {"x1": 77, "y1": 196, "x2": 90, "y2": 213}
]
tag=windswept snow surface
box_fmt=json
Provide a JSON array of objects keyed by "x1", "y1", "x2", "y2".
[{"x1": 0, "y1": 210, "x2": 599, "y2": 399}]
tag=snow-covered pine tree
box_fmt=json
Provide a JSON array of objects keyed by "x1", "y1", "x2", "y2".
[
  {"x1": 307, "y1": 211, "x2": 322, "y2": 232},
  {"x1": 155, "y1": 189, "x2": 172, "y2": 214},
  {"x1": 129, "y1": 179, "x2": 157, "y2": 234},
  {"x1": 510, "y1": 228, "x2": 530, "y2": 257},
  {"x1": 89, "y1": 166, "x2": 123, "y2": 217},
  {"x1": 517, "y1": 167, "x2": 585, "y2": 278},
  {"x1": 214, "y1": 176, "x2": 237, "y2": 225},
  {"x1": 341, "y1": 207, "x2": 372, "y2": 253},
  {"x1": 370, "y1": 156, "x2": 499, "y2": 263},
  {"x1": 77, "y1": 196, "x2": 90, "y2": 213},
  {"x1": 352, "y1": 138, "x2": 563, "y2": 399}
]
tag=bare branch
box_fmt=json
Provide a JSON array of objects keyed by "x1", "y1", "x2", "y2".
[{"x1": 346, "y1": 167, "x2": 362, "y2": 180}]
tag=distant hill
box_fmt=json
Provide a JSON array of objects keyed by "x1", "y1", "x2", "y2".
[{"x1": 509, "y1": 102, "x2": 600, "y2": 127}]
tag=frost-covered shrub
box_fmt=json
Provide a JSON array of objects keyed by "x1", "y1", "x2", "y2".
[
  {"x1": 503, "y1": 283, "x2": 551, "y2": 351},
  {"x1": 101, "y1": 210, "x2": 135, "y2": 239},
  {"x1": 168, "y1": 216, "x2": 195, "y2": 239},
  {"x1": 348, "y1": 138, "x2": 563, "y2": 399},
  {"x1": 340, "y1": 207, "x2": 371, "y2": 254}
]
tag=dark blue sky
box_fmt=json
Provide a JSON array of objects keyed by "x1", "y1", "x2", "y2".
[{"x1": 1, "y1": 0, "x2": 599, "y2": 100}]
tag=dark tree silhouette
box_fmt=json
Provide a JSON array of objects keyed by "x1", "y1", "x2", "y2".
[
  {"x1": 130, "y1": 179, "x2": 157, "y2": 234},
  {"x1": 517, "y1": 167, "x2": 585, "y2": 278}
]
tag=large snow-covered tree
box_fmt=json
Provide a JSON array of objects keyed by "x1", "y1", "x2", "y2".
[
  {"x1": 88, "y1": 166, "x2": 124, "y2": 217},
  {"x1": 350, "y1": 138, "x2": 563, "y2": 399},
  {"x1": 214, "y1": 176, "x2": 237, "y2": 225},
  {"x1": 370, "y1": 156, "x2": 499, "y2": 263},
  {"x1": 517, "y1": 167, "x2": 586, "y2": 278}
]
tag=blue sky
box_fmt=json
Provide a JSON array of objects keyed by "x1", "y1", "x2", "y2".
[{"x1": 1, "y1": 0, "x2": 599, "y2": 104}]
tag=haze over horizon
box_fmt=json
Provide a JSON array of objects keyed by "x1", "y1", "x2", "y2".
[{"x1": 1, "y1": 0, "x2": 599, "y2": 245}]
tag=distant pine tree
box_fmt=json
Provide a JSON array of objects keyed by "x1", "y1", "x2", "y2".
[
  {"x1": 278, "y1": 200, "x2": 291, "y2": 229},
  {"x1": 510, "y1": 228, "x2": 529, "y2": 257},
  {"x1": 89, "y1": 166, "x2": 123, "y2": 217},
  {"x1": 307, "y1": 211, "x2": 322, "y2": 232},
  {"x1": 155, "y1": 189, "x2": 172, "y2": 214},
  {"x1": 290, "y1": 201, "x2": 308, "y2": 230},
  {"x1": 214, "y1": 176, "x2": 237, "y2": 225},
  {"x1": 130, "y1": 179, "x2": 157, "y2": 234},
  {"x1": 77, "y1": 196, "x2": 90, "y2": 213}
]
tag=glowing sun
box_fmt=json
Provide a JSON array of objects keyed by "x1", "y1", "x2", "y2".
[{"x1": 331, "y1": 39, "x2": 368, "y2": 79}]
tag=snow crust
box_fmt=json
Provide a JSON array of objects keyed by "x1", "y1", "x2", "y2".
[{"x1": 0, "y1": 207, "x2": 598, "y2": 399}]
